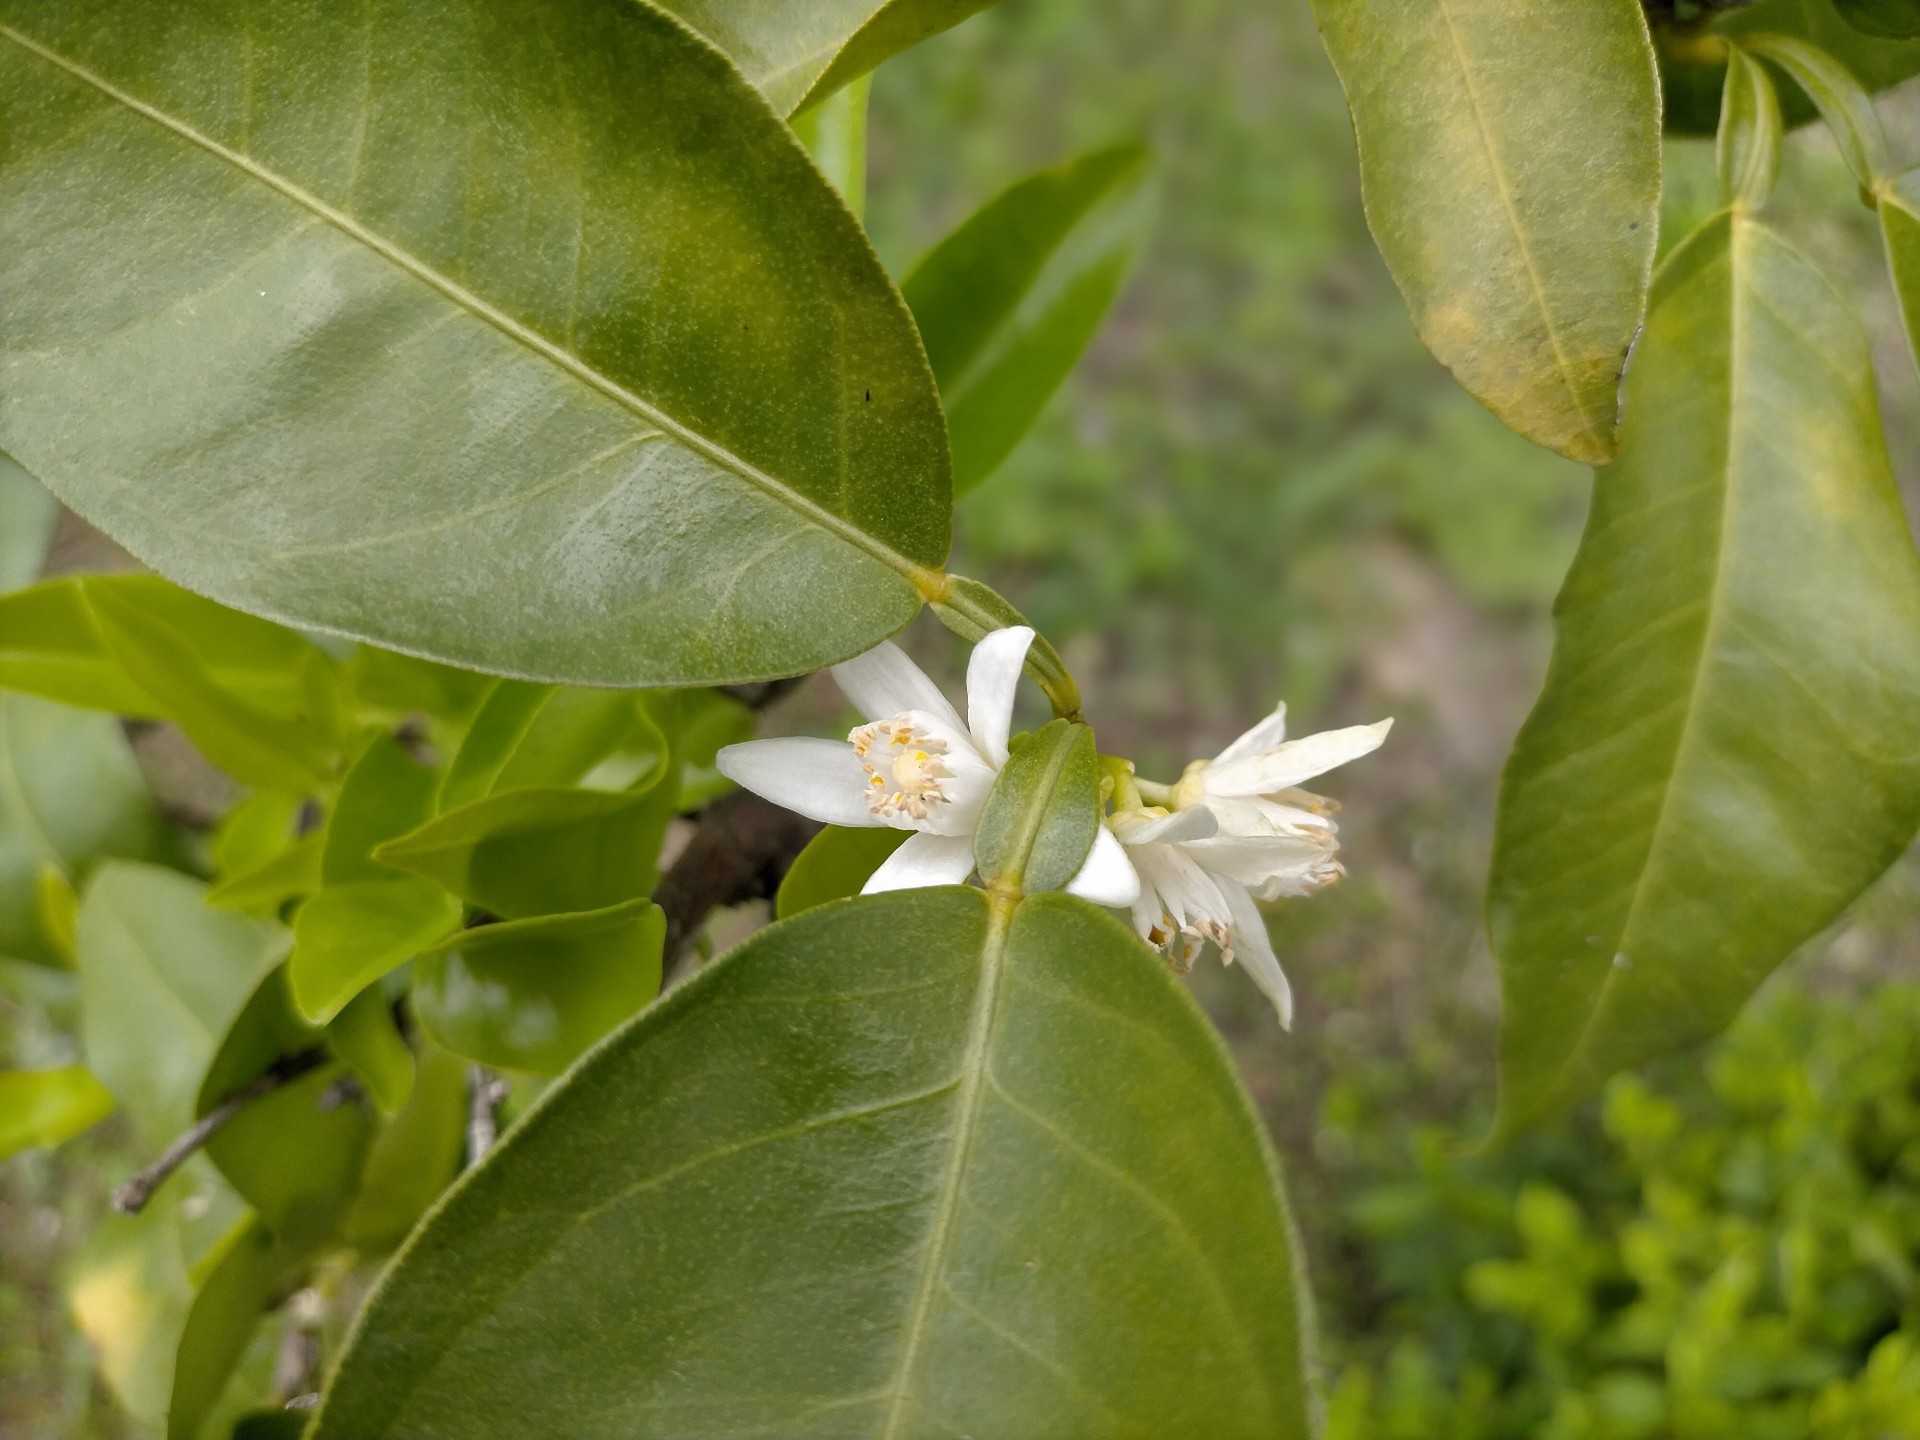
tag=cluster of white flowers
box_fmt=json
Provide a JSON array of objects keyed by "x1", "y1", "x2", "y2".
[{"x1": 717, "y1": 628, "x2": 1388, "y2": 1027}]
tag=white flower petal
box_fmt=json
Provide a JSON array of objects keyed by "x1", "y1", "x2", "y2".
[
  {"x1": 1185, "y1": 833, "x2": 1332, "y2": 891},
  {"x1": 860, "y1": 830, "x2": 976, "y2": 894},
  {"x1": 1064, "y1": 824, "x2": 1141, "y2": 907},
  {"x1": 1221, "y1": 880, "x2": 1294, "y2": 1030},
  {"x1": 1112, "y1": 805, "x2": 1219, "y2": 846},
  {"x1": 716, "y1": 738, "x2": 879, "y2": 827},
  {"x1": 1203, "y1": 795, "x2": 1335, "y2": 840},
  {"x1": 831, "y1": 641, "x2": 966, "y2": 734},
  {"x1": 1204, "y1": 718, "x2": 1393, "y2": 798},
  {"x1": 1213, "y1": 701, "x2": 1288, "y2": 765},
  {"x1": 964, "y1": 626, "x2": 1035, "y2": 769}
]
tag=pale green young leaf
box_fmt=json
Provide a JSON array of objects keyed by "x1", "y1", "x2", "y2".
[
  {"x1": 205, "y1": 835, "x2": 322, "y2": 915},
  {"x1": 0, "y1": 579, "x2": 162, "y2": 716},
  {"x1": 791, "y1": 74, "x2": 869, "y2": 220},
  {"x1": 1490, "y1": 212, "x2": 1920, "y2": 1137},
  {"x1": 1310, "y1": 0, "x2": 1660, "y2": 463},
  {"x1": 322, "y1": 734, "x2": 442, "y2": 886},
  {"x1": 212, "y1": 791, "x2": 306, "y2": 885},
  {"x1": 661, "y1": 0, "x2": 997, "y2": 115},
  {"x1": 310, "y1": 890, "x2": 1315, "y2": 1438},
  {"x1": 1742, "y1": 33, "x2": 1891, "y2": 188},
  {"x1": 33, "y1": 864, "x2": 78, "y2": 965},
  {"x1": 776, "y1": 825, "x2": 908, "y2": 918},
  {"x1": 491, "y1": 688, "x2": 657, "y2": 796},
  {"x1": 375, "y1": 786, "x2": 674, "y2": 920},
  {"x1": 344, "y1": 646, "x2": 495, "y2": 735},
  {"x1": 412, "y1": 900, "x2": 665, "y2": 1076},
  {"x1": 204, "y1": 1064, "x2": 373, "y2": 1253},
  {"x1": 437, "y1": 683, "x2": 558, "y2": 811},
  {"x1": 1716, "y1": 48, "x2": 1782, "y2": 211},
  {"x1": 168, "y1": 1215, "x2": 283, "y2": 1440},
  {"x1": 642, "y1": 687, "x2": 754, "y2": 810},
  {"x1": 0, "y1": 451, "x2": 57, "y2": 589},
  {"x1": 0, "y1": 0, "x2": 949, "y2": 687},
  {"x1": 328, "y1": 987, "x2": 416, "y2": 1116},
  {"x1": 905, "y1": 143, "x2": 1153, "y2": 495},
  {"x1": 288, "y1": 880, "x2": 462, "y2": 1026},
  {"x1": 76, "y1": 864, "x2": 287, "y2": 1145},
  {"x1": 0, "y1": 1066, "x2": 114, "y2": 1156},
  {"x1": 343, "y1": 1043, "x2": 468, "y2": 1254},
  {"x1": 1882, "y1": 170, "x2": 1920, "y2": 384}
]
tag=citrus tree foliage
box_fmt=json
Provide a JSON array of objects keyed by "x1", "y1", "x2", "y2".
[{"x1": 3, "y1": 1, "x2": 1920, "y2": 1436}]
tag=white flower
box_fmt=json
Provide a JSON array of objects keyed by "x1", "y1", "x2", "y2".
[
  {"x1": 1115, "y1": 703, "x2": 1391, "y2": 1027},
  {"x1": 716, "y1": 628, "x2": 1138, "y2": 904}
]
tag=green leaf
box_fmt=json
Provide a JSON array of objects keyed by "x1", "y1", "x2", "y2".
[
  {"x1": 85, "y1": 581, "x2": 342, "y2": 790},
  {"x1": 77, "y1": 863, "x2": 286, "y2": 1144},
  {"x1": 288, "y1": 880, "x2": 462, "y2": 1026},
  {"x1": 212, "y1": 791, "x2": 306, "y2": 884},
  {"x1": 328, "y1": 987, "x2": 416, "y2": 1116},
  {"x1": 791, "y1": 74, "x2": 870, "y2": 220},
  {"x1": 0, "y1": 1065, "x2": 114, "y2": 1156},
  {"x1": 973, "y1": 719, "x2": 1098, "y2": 893},
  {"x1": 1716, "y1": 48, "x2": 1782, "y2": 211},
  {"x1": 931, "y1": 575, "x2": 1082, "y2": 721},
  {"x1": 322, "y1": 734, "x2": 441, "y2": 886},
  {"x1": 1741, "y1": 33, "x2": 1890, "y2": 188},
  {"x1": 1836, "y1": 0, "x2": 1920, "y2": 38},
  {"x1": 413, "y1": 900, "x2": 666, "y2": 1076},
  {"x1": 343, "y1": 1043, "x2": 468, "y2": 1253},
  {"x1": 309, "y1": 889, "x2": 1315, "y2": 1438},
  {"x1": 1880, "y1": 170, "x2": 1920, "y2": 383},
  {"x1": 491, "y1": 687, "x2": 656, "y2": 795},
  {"x1": 776, "y1": 824, "x2": 909, "y2": 918},
  {"x1": 642, "y1": 687, "x2": 754, "y2": 810},
  {"x1": 169, "y1": 1216, "x2": 283, "y2": 1440},
  {"x1": 1310, "y1": 0, "x2": 1660, "y2": 463},
  {"x1": 1, "y1": 694, "x2": 165, "y2": 964},
  {"x1": 662, "y1": 0, "x2": 997, "y2": 115},
  {"x1": 0, "y1": 1, "x2": 948, "y2": 688},
  {"x1": 0, "y1": 451, "x2": 57, "y2": 589},
  {"x1": 437, "y1": 682, "x2": 559, "y2": 811},
  {"x1": 905, "y1": 143, "x2": 1152, "y2": 495},
  {"x1": 375, "y1": 786, "x2": 673, "y2": 920},
  {"x1": 205, "y1": 834, "x2": 322, "y2": 915},
  {"x1": 1489, "y1": 211, "x2": 1920, "y2": 1137},
  {"x1": 205, "y1": 1063, "x2": 373, "y2": 1252},
  {"x1": 0, "y1": 577, "x2": 170, "y2": 716},
  {"x1": 344, "y1": 646, "x2": 495, "y2": 735},
  {"x1": 1659, "y1": 2, "x2": 1920, "y2": 134}
]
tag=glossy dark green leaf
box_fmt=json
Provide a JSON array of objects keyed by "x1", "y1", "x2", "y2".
[
  {"x1": 0, "y1": 0, "x2": 948, "y2": 688},
  {"x1": 328, "y1": 987, "x2": 416, "y2": 1116},
  {"x1": 905, "y1": 144, "x2": 1152, "y2": 495},
  {"x1": 1490, "y1": 211, "x2": 1920, "y2": 1137},
  {"x1": 169, "y1": 1215, "x2": 283, "y2": 1440},
  {"x1": 311, "y1": 889, "x2": 1314, "y2": 1438},
  {"x1": 1, "y1": 694, "x2": 164, "y2": 965},
  {"x1": 77, "y1": 863, "x2": 286, "y2": 1144},
  {"x1": 343, "y1": 1043, "x2": 468, "y2": 1253},
  {"x1": 791, "y1": 74, "x2": 869, "y2": 220},
  {"x1": 1882, "y1": 170, "x2": 1920, "y2": 382},
  {"x1": 1311, "y1": 0, "x2": 1660, "y2": 463},
  {"x1": 322, "y1": 735, "x2": 442, "y2": 886},
  {"x1": 0, "y1": 1065, "x2": 114, "y2": 1156},
  {"x1": 205, "y1": 1063, "x2": 373, "y2": 1252},
  {"x1": 288, "y1": 880, "x2": 461, "y2": 1026},
  {"x1": 1837, "y1": 0, "x2": 1920, "y2": 38},
  {"x1": 413, "y1": 900, "x2": 665, "y2": 1076},
  {"x1": 662, "y1": 0, "x2": 996, "y2": 115},
  {"x1": 973, "y1": 719, "x2": 1098, "y2": 892},
  {"x1": 0, "y1": 451, "x2": 57, "y2": 589},
  {"x1": 1659, "y1": 2, "x2": 1920, "y2": 133},
  {"x1": 776, "y1": 825, "x2": 908, "y2": 918},
  {"x1": 376, "y1": 786, "x2": 672, "y2": 920}
]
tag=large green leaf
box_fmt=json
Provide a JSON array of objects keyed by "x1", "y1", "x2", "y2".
[
  {"x1": 0, "y1": 0, "x2": 949, "y2": 687},
  {"x1": 311, "y1": 888, "x2": 1314, "y2": 1437},
  {"x1": 905, "y1": 143, "x2": 1152, "y2": 495},
  {"x1": 0, "y1": 451, "x2": 57, "y2": 589},
  {"x1": 1489, "y1": 211, "x2": 1920, "y2": 1137},
  {"x1": 412, "y1": 900, "x2": 666, "y2": 1075},
  {"x1": 661, "y1": 0, "x2": 997, "y2": 116},
  {"x1": 1659, "y1": 1, "x2": 1920, "y2": 134},
  {"x1": 76, "y1": 863, "x2": 288, "y2": 1144},
  {"x1": 0, "y1": 693, "x2": 164, "y2": 964},
  {"x1": 1883, "y1": 170, "x2": 1920, "y2": 384},
  {"x1": 1310, "y1": 0, "x2": 1660, "y2": 463}
]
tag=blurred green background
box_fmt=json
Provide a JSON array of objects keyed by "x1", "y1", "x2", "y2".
[{"x1": 10, "y1": 2, "x2": 1920, "y2": 1435}]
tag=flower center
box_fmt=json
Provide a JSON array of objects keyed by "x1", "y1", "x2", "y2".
[{"x1": 849, "y1": 715, "x2": 953, "y2": 821}]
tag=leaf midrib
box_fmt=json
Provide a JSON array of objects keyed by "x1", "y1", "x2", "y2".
[
  {"x1": 1551, "y1": 214, "x2": 1748, "y2": 1103},
  {"x1": 0, "y1": 21, "x2": 942, "y2": 597}
]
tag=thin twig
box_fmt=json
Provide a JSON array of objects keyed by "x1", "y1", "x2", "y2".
[
  {"x1": 111, "y1": 1047, "x2": 328, "y2": 1215},
  {"x1": 466, "y1": 1065, "x2": 506, "y2": 1165},
  {"x1": 656, "y1": 789, "x2": 820, "y2": 981}
]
